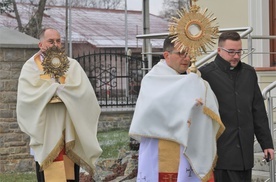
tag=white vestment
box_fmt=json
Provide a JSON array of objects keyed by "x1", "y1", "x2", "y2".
[
  {"x1": 137, "y1": 137, "x2": 201, "y2": 182},
  {"x1": 17, "y1": 53, "x2": 102, "y2": 175},
  {"x1": 129, "y1": 60, "x2": 225, "y2": 181}
]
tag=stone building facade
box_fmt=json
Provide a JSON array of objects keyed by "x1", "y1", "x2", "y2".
[{"x1": 0, "y1": 27, "x2": 134, "y2": 173}]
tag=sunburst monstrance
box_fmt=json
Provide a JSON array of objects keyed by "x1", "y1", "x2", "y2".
[
  {"x1": 42, "y1": 45, "x2": 70, "y2": 81},
  {"x1": 42, "y1": 46, "x2": 69, "y2": 103},
  {"x1": 169, "y1": 0, "x2": 219, "y2": 72}
]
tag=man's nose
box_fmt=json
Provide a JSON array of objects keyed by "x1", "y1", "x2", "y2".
[{"x1": 234, "y1": 52, "x2": 241, "y2": 58}]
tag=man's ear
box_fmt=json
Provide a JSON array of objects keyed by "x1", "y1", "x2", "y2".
[
  {"x1": 38, "y1": 42, "x2": 42, "y2": 49},
  {"x1": 163, "y1": 51, "x2": 169, "y2": 59}
]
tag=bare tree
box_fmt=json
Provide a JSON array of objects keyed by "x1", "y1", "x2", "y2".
[
  {"x1": 12, "y1": 0, "x2": 124, "y2": 8},
  {"x1": 3, "y1": 0, "x2": 124, "y2": 38},
  {"x1": 11, "y1": 0, "x2": 22, "y2": 31},
  {"x1": 69, "y1": 0, "x2": 123, "y2": 9},
  {"x1": 159, "y1": 0, "x2": 191, "y2": 20},
  {"x1": 69, "y1": 0, "x2": 95, "y2": 7},
  {"x1": 9, "y1": 0, "x2": 46, "y2": 38},
  {"x1": 97, "y1": 0, "x2": 123, "y2": 9},
  {"x1": 46, "y1": 0, "x2": 60, "y2": 6},
  {"x1": 0, "y1": 0, "x2": 13, "y2": 13},
  {"x1": 25, "y1": 0, "x2": 46, "y2": 37}
]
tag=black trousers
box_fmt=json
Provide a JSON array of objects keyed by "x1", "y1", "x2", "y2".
[
  {"x1": 35, "y1": 161, "x2": 80, "y2": 182},
  {"x1": 214, "y1": 169, "x2": 252, "y2": 182}
]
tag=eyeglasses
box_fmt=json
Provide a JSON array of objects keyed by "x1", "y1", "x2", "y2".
[
  {"x1": 170, "y1": 51, "x2": 188, "y2": 58},
  {"x1": 220, "y1": 47, "x2": 244, "y2": 56}
]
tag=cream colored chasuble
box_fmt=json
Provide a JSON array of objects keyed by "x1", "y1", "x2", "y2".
[
  {"x1": 17, "y1": 53, "x2": 102, "y2": 177},
  {"x1": 129, "y1": 60, "x2": 225, "y2": 182}
]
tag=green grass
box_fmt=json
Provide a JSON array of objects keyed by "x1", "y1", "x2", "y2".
[
  {"x1": 0, "y1": 129, "x2": 130, "y2": 181},
  {"x1": 97, "y1": 128, "x2": 130, "y2": 158},
  {"x1": 0, "y1": 173, "x2": 36, "y2": 182}
]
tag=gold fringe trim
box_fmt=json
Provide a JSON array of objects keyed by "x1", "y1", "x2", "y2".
[
  {"x1": 65, "y1": 140, "x2": 94, "y2": 175},
  {"x1": 66, "y1": 140, "x2": 75, "y2": 151},
  {"x1": 38, "y1": 131, "x2": 95, "y2": 176},
  {"x1": 40, "y1": 131, "x2": 65, "y2": 171},
  {"x1": 201, "y1": 155, "x2": 218, "y2": 182},
  {"x1": 66, "y1": 147, "x2": 94, "y2": 176},
  {"x1": 203, "y1": 80, "x2": 225, "y2": 139},
  {"x1": 200, "y1": 81, "x2": 224, "y2": 181},
  {"x1": 203, "y1": 106, "x2": 225, "y2": 139},
  {"x1": 185, "y1": 153, "x2": 218, "y2": 182}
]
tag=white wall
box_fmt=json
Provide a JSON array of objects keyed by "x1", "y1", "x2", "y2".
[
  {"x1": 197, "y1": 0, "x2": 248, "y2": 29},
  {"x1": 197, "y1": 0, "x2": 270, "y2": 67},
  {"x1": 194, "y1": 0, "x2": 248, "y2": 63},
  {"x1": 248, "y1": 0, "x2": 270, "y2": 67}
]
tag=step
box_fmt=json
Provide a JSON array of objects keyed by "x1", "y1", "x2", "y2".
[
  {"x1": 252, "y1": 170, "x2": 270, "y2": 182},
  {"x1": 254, "y1": 152, "x2": 270, "y2": 172},
  {"x1": 253, "y1": 152, "x2": 276, "y2": 182}
]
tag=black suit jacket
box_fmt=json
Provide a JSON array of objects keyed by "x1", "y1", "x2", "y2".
[{"x1": 199, "y1": 55, "x2": 273, "y2": 170}]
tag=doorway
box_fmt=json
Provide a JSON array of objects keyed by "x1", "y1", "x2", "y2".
[{"x1": 269, "y1": 0, "x2": 276, "y2": 66}]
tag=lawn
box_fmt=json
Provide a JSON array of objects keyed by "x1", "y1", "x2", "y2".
[
  {"x1": 97, "y1": 128, "x2": 130, "y2": 158},
  {"x1": 0, "y1": 173, "x2": 36, "y2": 182},
  {"x1": 0, "y1": 129, "x2": 130, "y2": 181}
]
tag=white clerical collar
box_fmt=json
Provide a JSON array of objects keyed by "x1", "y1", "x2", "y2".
[{"x1": 39, "y1": 53, "x2": 45, "y2": 62}]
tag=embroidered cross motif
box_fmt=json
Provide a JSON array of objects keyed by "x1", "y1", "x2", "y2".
[
  {"x1": 161, "y1": 173, "x2": 178, "y2": 182},
  {"x1": 186, "y1": 166, "x2": 194, "y2": 177},
  {"x1": 137, "y1": 172, "x2": 147, "y2": 181},
  {"x1": 195, "y1": 98, "x2": 203, "y2": 106}
]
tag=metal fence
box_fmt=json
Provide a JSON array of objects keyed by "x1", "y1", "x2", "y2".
[{"x1": 74, "y1": 49, "x2": 145, "y2": 108}]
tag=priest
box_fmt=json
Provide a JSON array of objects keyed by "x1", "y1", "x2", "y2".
[
  {"x1": 129, "y1": 36, "x2": 225, "y2": 182},
  {"x1": 16, "y1": 28, "x2": 102, "y2": 181}
]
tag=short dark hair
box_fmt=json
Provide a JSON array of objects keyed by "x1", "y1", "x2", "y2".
[
  {"x1": 163, "y1": 36, "x2": 175, "y2": 52},
  {"x1": 218, "y1": 31, "x2": 241, "y2": 47}
]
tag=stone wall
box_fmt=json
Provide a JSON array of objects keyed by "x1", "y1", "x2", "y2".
[
  {"x1": 0, "y1": 47, "x2": 39, "y2": 173},
  {"x1": 0, "y1": 46, "x2": 134, "y2": 173},
  {"x1": 98, "y1": 110, "x2": 134, "y2": 132}
]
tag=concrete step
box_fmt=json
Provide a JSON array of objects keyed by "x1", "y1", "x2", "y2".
[
  {"x1": 254, "y1": 152, "x2": 270, "y2": 172},
  {"x1": 253, "y1": 152, "x2": 276, "y2": 182},
  {"x1": 252, "y1": 170, "x2": 270, "y2": 182}
]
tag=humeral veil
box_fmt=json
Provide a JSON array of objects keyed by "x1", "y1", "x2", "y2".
[{"x1": 129, "y1": 60, "x2": 225, "y2": 182}]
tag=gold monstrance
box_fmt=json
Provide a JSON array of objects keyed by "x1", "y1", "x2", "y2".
[
  {"x1": 42, "y1": 46, "x2": 70, "y2": 103},
  {"x1": 169, "y1": 0, "x2": 219, "y2": 73}
]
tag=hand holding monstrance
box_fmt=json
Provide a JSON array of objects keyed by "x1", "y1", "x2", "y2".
[{"x1": 42, "y1": 46, "x2": 70, "y2": 103}]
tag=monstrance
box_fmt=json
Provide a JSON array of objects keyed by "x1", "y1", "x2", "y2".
[
  {"x1": 42, "y1": 46, "x2": 70, "y2": 103},
  {"x1": 169, "y1": 0, "x2": 219, "y2": 73}
]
